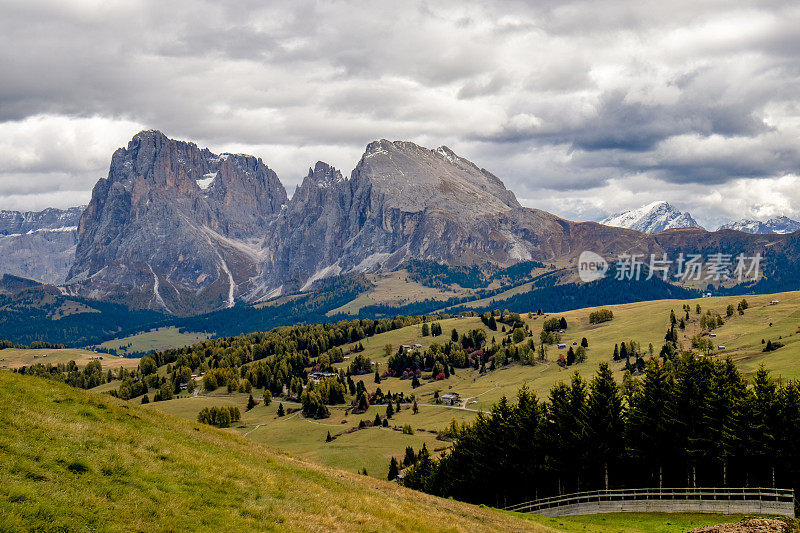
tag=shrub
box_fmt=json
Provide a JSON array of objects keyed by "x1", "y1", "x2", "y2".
[{"x1": 589, "y1": 309, "x2": 614, "y2": 324}]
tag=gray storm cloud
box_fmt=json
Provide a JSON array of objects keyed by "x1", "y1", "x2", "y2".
[{"x1": 1, "y1": 0, "x2": 799, "y2": 225}]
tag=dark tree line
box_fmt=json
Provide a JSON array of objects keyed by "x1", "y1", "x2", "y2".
[
  {"x1": 14, "y1": 360, "x2": 106, "y2": 389},
  {"x1": 197, "y1": 406, "x2": 241, "y2": 427},
  {"x1": 402, "y1": 355, "x2": 800, "y2": 508}
]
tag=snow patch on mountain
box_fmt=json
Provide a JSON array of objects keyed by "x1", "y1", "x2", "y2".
[
  {"x1": 600, "y1": 201, "x2": 702, "y2": 234},
  {"x1": 196, "y1": 172, "x2": 217, "y2": 190}
]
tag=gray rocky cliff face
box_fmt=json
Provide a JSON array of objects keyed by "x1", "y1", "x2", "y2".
[
  {"x1": 67, "y1": 130, "x2": 287, "y2": 314},
  {"x1": 0, "y1": 207, "x2": 84, "y2": 284},
  {"x1": 258, "y1": 140, "x2": 567, "y2": 294},
  {"x1": 0, "y1": 206, "x2": 84, "y2": 235},
  {"x1": 27, "y1": 132, "x2": 687, "y2": 314}
]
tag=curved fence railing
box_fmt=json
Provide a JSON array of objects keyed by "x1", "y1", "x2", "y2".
[{"x1": 504, "y1": 487, "x2": 795, "y2": 517}]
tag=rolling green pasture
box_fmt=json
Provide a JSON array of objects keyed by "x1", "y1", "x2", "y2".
[
  {"x1": 345, "y1": 290, "x2": 800, "y2": 412},
  {"x1": 99, "y1": 326, "x2": 213, "y2": 354},
  {"x1": 140, "y1": 290, "x2": 800, "y2": 481},
  {"x1": 329, "y1": 270, "x2": 472, "y2": 315},
  {"x1": 0, "y1": 347, "x2": 140, "y2": 370},
  {"x1": 145, "y1": 388, "x2": 474, "y2": 480}
]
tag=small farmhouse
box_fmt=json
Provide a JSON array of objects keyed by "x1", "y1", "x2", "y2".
[
  {"x1": 309, "y1": 371, "x2": 338, "y2": 382},
  {"x1": 441, "y1": 392, "x2": 461, "y2": 406}
]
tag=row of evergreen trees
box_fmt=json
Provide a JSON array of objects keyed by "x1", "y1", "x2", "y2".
[
  {"x1": 401, "y1": 355, "x2": 800, "y2": 508},
  {"x1": 14, "y1": 359, "x2": 106, "y2": 389},
  {"x1": 196, "y1": 406, "x2": 241, "y2": 427}
]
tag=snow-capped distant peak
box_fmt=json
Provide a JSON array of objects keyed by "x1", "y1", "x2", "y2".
[
  {"x1": 600, "y1": 201, "x2": 702, "y2": 234},
  {"x1": 718, "y1": 216, "x2": 800, "y2": 234}
]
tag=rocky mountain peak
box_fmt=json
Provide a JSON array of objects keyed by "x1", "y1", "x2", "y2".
[
  {"x1": 306, "y1": 161, "x2": 345, "y2": 188},
  {"x1": 67, "y1": 131, "x2": 287, "y2": 314},
  {"x1": 352, "y1": 139, "x2": 520, "y2": 216},
  {"x1": 600, "y1": 201, "x2": 702, "y2": 234},
  {"x1": 718, "y1": 215, "x2": 800, "y2": 234}
]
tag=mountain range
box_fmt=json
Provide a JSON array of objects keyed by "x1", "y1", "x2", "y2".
[
  {"x1": 718, "y1": 216, "x2": 800, "y2": 234},
  {"x1": 0, "y1": 206, "x2": 84, "y2": 284},
  {"x1": 59, "y1": 130, "x2": 653, "y2": 314},
  {"x1": 599, "y1": 201, "x2": 702, "y2": 233},
  {"x1": 2, "y1": 130, "x2": 800, "y2": 318},
  {"x1": 600, "y1": 201, "x2": 800, "y2": 236}
]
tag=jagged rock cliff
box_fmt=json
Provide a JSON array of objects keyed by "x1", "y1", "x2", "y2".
[
  {"x1": 67, "y1": 130, "x2": 287, "y2": 314},
  {"x1": 260, "y1": 140, "x2": 575, "y2": 295},
  {"x1": 0, "y1": 207, "x2": 84, "y2": 284},
  {"x1": 37, "y1": 130, "x2": 794, "y2": 315}
]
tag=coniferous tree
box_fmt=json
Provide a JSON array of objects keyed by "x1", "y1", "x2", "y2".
[
  {"x1": 665, "y1": 353, "x2": 713, "y2": 487},
  {"x1": 546, "y1": 372, "x2": 588, "y2": 494},
  {"x1": 356, "y1": 391, "x2": 369, "y2": 413},
  {"x1": 626, "y1": 359, "x2": 670, "y2": 487},
  {"x1": 586, "y1": 362, "x2": 624, "y2": 490},
  {"x1": 403, "y1": 446, "x2": 417, "y2": 467},
  {"x1": 748, "y1": 365, "x2": 778, "y2": 486},
  {"x1": 388, "y1": 457, "x2": 400, "y2": 480},
  {"x1": 277, "y1": 403, "x2": 285, "y2": 417}
]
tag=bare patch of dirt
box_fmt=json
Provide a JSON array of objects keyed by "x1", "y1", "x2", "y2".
[{"x1": 689, "y1": 518, "x2": 793, "y2": 533}]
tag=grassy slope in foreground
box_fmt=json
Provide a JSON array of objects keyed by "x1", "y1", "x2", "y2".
[{"x1": 0, "y1": 371, "x2": 546, "y2": 533}]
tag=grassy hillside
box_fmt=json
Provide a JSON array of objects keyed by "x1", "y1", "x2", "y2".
[
  {"x1": 1, "y1": 372, "x2": 764, "y2": 532},
  {"x1": 0, "y1": 347, "x2": 139, "y2": 370},
  {"x1": 133, "y1": 290, "x2": 800, "y2": 482},
  {"x1": 147, "y1": 390, "x2": 475, "y2": 480},
  {"x1": 339, "y1": 290, "x2": 800, "y2": 412},
  {"x1": 328, "y1": 270, "x2": 473, "y2": 315},
  {"x1": 98, "y1": 326, "x2": 213, "y2": 355},
  {"x1": 0, "y1": 371, "x2": 552, "y2": 532}
]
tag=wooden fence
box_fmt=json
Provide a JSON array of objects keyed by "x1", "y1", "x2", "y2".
[{"x1": 504, "y1": 487, "x2": 795, "y2": 517}]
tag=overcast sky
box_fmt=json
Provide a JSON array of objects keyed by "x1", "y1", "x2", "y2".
[{"x1": 2, "y1": 0, "x2": 799, "y2": 228}]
